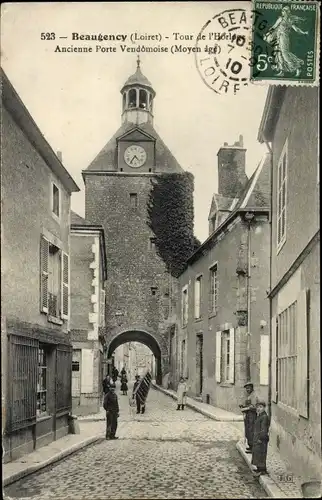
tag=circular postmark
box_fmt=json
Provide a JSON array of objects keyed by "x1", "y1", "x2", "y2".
[{"x1": 195, "y1": 9, "x2": 252, "y2": 95}]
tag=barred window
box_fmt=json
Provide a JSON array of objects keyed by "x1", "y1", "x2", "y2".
[
  {"x1": 37, "y1": 346, "x2": 48, "y2": 417},
  {"x1": 277, "y1": 301, "x2": 297, "y2": 409}
]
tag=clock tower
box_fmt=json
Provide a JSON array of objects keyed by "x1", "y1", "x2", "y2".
[{"x1": 82, "y1": 60, "x2": 195, "y2": 385}]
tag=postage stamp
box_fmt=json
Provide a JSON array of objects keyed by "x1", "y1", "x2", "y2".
[{"x1": 250, "y1": 0, "x2": 320, "y2": 85}]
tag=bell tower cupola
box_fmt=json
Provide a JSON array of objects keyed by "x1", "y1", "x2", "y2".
[{"x1": 121, "y1": 57, "x2": 155, "y2": 126}]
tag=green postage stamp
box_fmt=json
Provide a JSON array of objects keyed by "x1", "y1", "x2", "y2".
[{"x1": 251, "y1": 0, "x2": 320, "y2": 85}]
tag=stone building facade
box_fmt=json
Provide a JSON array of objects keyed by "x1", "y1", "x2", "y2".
[
  {"x1": 70, "y1": 212, "x2": 107, "y2": 415},
  {"x1": 1, "y1": 69, "x2": 79, "y2": 461},
  {"x1": 175, "y1": 137, "x2": 271, "y2": 412},
  {"x1": 258, "y1": 86, "x2": 320, "y2": 482},
  {"x1": 82, "y1": 60, "x2": 196, "y2": 385}
]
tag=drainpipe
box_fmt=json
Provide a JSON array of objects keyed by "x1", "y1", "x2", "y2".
[
  {"x1": 265, "y1": 141, "x2": 273, "y2": 421},
  {"x1": 245, "y1": 211, "x2": 254, "y2": 381}
]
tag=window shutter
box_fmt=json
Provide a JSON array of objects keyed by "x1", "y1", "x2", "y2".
[
  {"x1": 228, "y1": 328, "x2": 235, "y2": 384},
  {"x1": 61, "y1": 252, "x2": 69, "y2": 320},
  {"x1": 40, "y1": 235, "x2": 49, "y2": 313},
  {"x1": 216, "y1": 331, "x2": 222, "y2": 383},
  {"x1": 297, "y1": 289, "x2": 308, "y2": 418},
  {"x1": 271, "y1": 315, "x2": 277, "y2": 403},
  {"x1": 260, "y1": 334, "x2": 269, "y2": 385}
]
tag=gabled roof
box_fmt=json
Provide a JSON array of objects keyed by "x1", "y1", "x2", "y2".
[
  {"x1": 208, "y1": 194, "x2": 235, "y2": 219},
  {"x1": 1, "y1": 68, "x2": 80, "y2": 194},
  {"x1": 71, "y1": 210, "x2": 86, "y2": 225},
  {"x1": 84, "y1": 121, "x2": 184, "y2": 173}
]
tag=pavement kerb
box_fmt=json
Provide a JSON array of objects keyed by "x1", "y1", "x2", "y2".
[
  {"x1": 236, "y1": 440, "x2": 289, "y2": 498},
  {"x1": 151, "y1": 383, "x2": 243, "y2": 422},
  {"x1": 3, "y1": 434, "x2": 105, "y2": 488}
]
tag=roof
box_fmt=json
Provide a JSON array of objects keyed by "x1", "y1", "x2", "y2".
[
  {"x1": 257, "y1": 87, "x2": 287, "y2": 143},
  {"x1": 186, "y1": 153, "x2": 271, "y2": 266},
  {"x1": 1, "y1": 68, "x2": 80, "y2": 194},
  {"x1": 208, "y1": 194, "x2": 235, "y2": 220},
  {"x1": 71, "y1": 210, "x2": 86, "y2": 225},
  {"x1": 84, "y1": 121, "x2": 184, "y2": 173},
  {"x1": 121, "y1": 66, "x2": 154, "y2": 93}
]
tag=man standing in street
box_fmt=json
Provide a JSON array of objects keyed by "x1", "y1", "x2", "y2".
[
  {"x1": 239, "y1": 382, "x2": 259, "y2": 453},
  {"x1": 103, "y1": 383, "x2": 119, "y2": 440}
]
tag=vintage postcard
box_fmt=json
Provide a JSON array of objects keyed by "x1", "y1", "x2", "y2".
[{"x1": 1, "y1": 1, "x2": 320, "y2": 499}]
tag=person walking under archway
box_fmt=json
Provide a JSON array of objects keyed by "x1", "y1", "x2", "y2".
[{"x1": 120, "y1": 371, "x2": 128, "y2": 396}]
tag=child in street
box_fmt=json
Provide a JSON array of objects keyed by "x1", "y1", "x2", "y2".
[{"x1": 251, "y1": 400, "x2": 270, "y2": 476}]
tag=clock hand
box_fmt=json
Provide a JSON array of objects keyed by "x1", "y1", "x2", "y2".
[{"x1": 130, "y1": 155, "x2": 139, "y2": 164}]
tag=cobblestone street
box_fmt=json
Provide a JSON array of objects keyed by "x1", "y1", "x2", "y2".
[{"x1": 5, "y1": 386, "x2": 267, "y2": 499}]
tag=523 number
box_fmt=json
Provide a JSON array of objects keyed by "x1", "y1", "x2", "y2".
[{"x1": 41, "y1": 33, "x2": 55, "y2": 40}]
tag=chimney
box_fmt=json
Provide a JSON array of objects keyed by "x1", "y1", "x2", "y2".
[
  {"x1": 217, "y1": 136, "x2": 248, "y2": 198},
  {"x1": 57, "y1": 150, "x2": 63, "y2": 162}
]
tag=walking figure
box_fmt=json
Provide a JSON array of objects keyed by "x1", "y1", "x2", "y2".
[
  {"x1": 120, "y1": 372, "x2": 128, "y2": 395},
  {"x1": 103, "y1": 383, "x2": 119, "y2": 440},
  {"x1": 252, "y1": 400, "x2": 270, "y2": 476},
  {"x1": 133, "y1": 375, "x2": 144, "y2": 414},
  {"x1": 112, "y1": 366, "x2": 119, "y2": 384},
  {"x1": 176, "y1": 377, "x2": 187, "y2": 410},
  {"x1": 239, "y1": 382, "x2": 259, "y2": 453}
]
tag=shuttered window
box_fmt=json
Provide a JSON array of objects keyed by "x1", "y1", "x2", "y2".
[
  {"x1": 216, "y1": 329, "x2": 235, "y2": 384},
  {"x1": 40, "y1": 236, "x2": 49, "y2": 313},
  {"x1": 61, "y1": 252, "x2": 69, "y2": 320}
]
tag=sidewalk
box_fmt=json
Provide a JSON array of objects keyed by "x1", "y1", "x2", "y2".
[
  {"x1": 156, "y1": 383, "x2": 304, "y2": 498},
  {"x1": 236, "y1": 440, "x2": 303, "y2": 498},
  {"x1": 3, "y1": 420, "x2": 105, "y2": 487},
  {"x1": 152, "y1": 383, "x2": 244, "y2": 422}
]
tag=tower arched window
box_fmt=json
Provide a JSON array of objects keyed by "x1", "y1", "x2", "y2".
[
  {"x1": 139, "y1": 89, "x2": 147, "y2": 109},
  {"x1": 122, "y1": 92, "x2": 127, "y2": 112},
  {"x1": 128, "y1": 89, "x2": 137, "y2": 108}
]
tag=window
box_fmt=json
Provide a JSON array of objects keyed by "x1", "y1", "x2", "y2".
[
  {"x1": 221, "y1": 332, "x2": 230, "y2": 382},
  {"x1": 210, "y1": 264, "x2": 218, "y2": 314},
  {"x1": 277, "y1": 140, "x2": 287, "y2": 250},
  {"x1": 37, "y1": 346, "x2": 48, "y2": 416},
  {"x1": 182, "y1": 286, "x2": 188, "y2": 326},
  {"x1": 216, "y1": 329, "x2": 235, "y2": 384},
  {"x1": 151, "y1": 287, "x2": 157, "y2": 296},
  {"x1": 139, "y1": 89, "x2": 147, "y2": 109},
  {"x1": 128, "y1": 88, "x2": 137, "y2": 108},
  {"x1": 149, "y1": 237, "x2": 156, "y2": 250},
  {"x1": 40, "y1": 235, "x2": 69, "y2": 320},
  {"x1": 277, "y1": 301, "x2": 297, "y2": 409},
  {"x1": 52, "y1": 183, "x2": 60, "y2": 218},
  {"x1": 194, "y1": 275, "x2": 202, "y2": 319},
  {"x1": 130, "y1": 193, "x2": 138, "y2": 210}
]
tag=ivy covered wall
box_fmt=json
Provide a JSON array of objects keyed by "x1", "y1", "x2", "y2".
[{"x1": 147, "y1": 172, "x2": 200, "y2": 278}]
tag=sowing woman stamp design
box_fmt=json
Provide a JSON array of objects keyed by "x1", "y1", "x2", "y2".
[{"x1": 251, "y1": 0, "x2": 320, "y2": 85}]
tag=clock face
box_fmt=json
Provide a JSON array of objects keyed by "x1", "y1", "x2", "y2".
[{"x1": 124, "y1": 145, "x2": 147, "y2": 168}]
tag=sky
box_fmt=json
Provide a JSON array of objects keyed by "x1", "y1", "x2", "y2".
[{"x1": 1, "y1": 1, "x2": 268, "y2": 242}]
